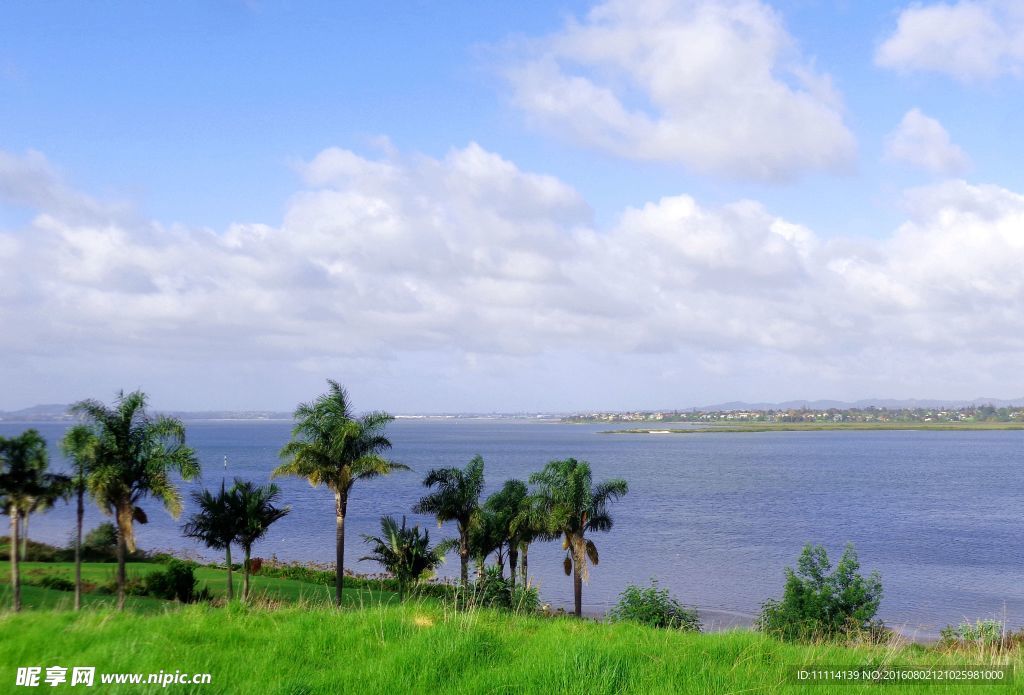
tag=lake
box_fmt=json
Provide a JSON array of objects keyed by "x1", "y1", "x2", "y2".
[{"x1": 3, "y1": 419, "x2": 1021, "y2": 638}]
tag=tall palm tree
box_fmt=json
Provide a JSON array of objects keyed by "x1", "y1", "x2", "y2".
[
  {"x1": 530, "y1": 458, "x2": 628, "y2": 618},
  {"x1": 62, "y1": 425, "x2": 99, "y2": 610},
  {"x1": 360, "y1": 515, "x2": 452, "y2": 601},
  {"x1": 230, "y1": 479, "x2": 289, "y2": 602},
  {"x1": 0, "y1": 430, "x2": 70, "y2": 611},
  {"x1": 413, "y1": 454, "x2": 485, "y2": 588},
  {"x1": 182, "y1": 482, "x2": 239, "y2": 600},
  {"x1": 70, "y1": 391, "x2": 200, "y2": 610},
  {"x1": 275, "y1": 380, "x2": 408, "y2": 606}
]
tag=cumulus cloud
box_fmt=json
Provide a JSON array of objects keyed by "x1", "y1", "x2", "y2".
[
  {"x1": 500, "y1": 0, "x2": 856, "y2": 181},
  {"x1": 876, "y1": 0, "x2": 1024, "y2": 81},
  {"x1": 884, "y1": 108, "x2": 971, "y2": 174},
  {"x1": 3, "y1": 143, "x2": 1024, "y2": 408}
]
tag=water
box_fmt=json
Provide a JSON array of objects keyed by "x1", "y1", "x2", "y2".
[{"x1": 2, "y1": 419, "x2": 1022, "y2": 637}]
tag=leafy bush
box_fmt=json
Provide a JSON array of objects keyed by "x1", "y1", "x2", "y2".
[
  {"x1": 757, "y1": 543, "x2": 883, "y2": 641},
  {"x1": 462, "y1": 566, "x2": 540, "y2": 613},
  {"x1": 29, "y1": 574, "x2": 76, "y2": 592},
  {"x1": 143, "y1": 560, "x2": 199, "y2": 602},
  {"x1": 941, "y1": 620, "x2": 1004, "y2": 646},
  {"x1": 607, "y1": 581, "x2": 701, "y2": 631},
  {"x1": 0, "y1": 536, "x2": 71, "y2": 562}
]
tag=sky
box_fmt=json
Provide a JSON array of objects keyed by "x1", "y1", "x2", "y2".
[{"x1": 2, "y1": 0, "x2": 1024, "y2": 413}]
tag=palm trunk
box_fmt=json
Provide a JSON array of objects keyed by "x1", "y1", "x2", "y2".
[
  {"x1": 115, "y1": 518, "x2": 127, "y2": 611},
  {"x1": 572, "y1": 539, "x2": 583, "y2": 618},
  {"x1": 458, "y1": 527, "x2": 469, "y2": 588},
  {"x1": 242, "y1": 545, "x2": 251, "y2": 602},
  {"x1": 19, "y1": 511, "x2": 27, "y2": 561},
  {"x1": 334, "y1": 491, "x2": 347, "y2": 607},
  {"x1": 74, "y1": 486, "x2": 84, "y2": 611},
  {"x1": 225, "y1": 544, "x2": 234, "y2": 601},
  {"x1": 508, "y1": 546, "x2": 519, "y2": 589},
  {"x1": 10, "y1": 510, "x2": 21, "y2": 612},
  {"x1": 520, "y1": 543, "x2": 529, "y2": 588}
]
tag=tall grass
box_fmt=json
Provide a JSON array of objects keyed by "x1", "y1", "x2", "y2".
[{"x1": 1, "y1": 602, "x2": 1019, "y2": 694}]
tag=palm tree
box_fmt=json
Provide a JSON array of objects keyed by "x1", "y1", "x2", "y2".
[
  {"x1": 275, "y1": 380, "x2": 408, "y2": 606},
  {"x1": 484, "y1": 479, "x2": 530, "y2": 587},
  {"x1": 513, "y1": 496, "x2": 547, "y2": 589},
  {"x1": 468, "y1": 505, "x2": 503, "y2": 578},
  {"x1": 360, "y1": 515, "x2": 451, "y2": 601},
  {"x1": 0, "y1": 430, "x2": 70, "y2": 611},
  {"x1": 530, "y1": 458, "x2": 628, "y2": 618},
  {"x1": 70, "y1": 391, "x2": 200, "y2": 610},
  {"x1": 413, "y1": 455, "x2": 485, "y2": 588},
  {"x1": 62, "y1": 425, "x2": 99, "y2": 610},
  {"x1": 230, "y1": 479, "x2": 289, "y2": 602},
  {"x1": 182, "y1": 482, "x2": 239, "y2": 600}
]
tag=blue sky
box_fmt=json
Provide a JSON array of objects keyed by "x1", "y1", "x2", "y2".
[{"x1": 2, "y1": 0, "x2": 1024, "y2": 412}]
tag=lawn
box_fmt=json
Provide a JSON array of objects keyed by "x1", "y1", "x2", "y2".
[
  {"x1": 1, "y1": 602, "x2": 1019, "y2": 694},
  {"x1": 0, "y1": 560, "x2": 400, "y2": 609}
]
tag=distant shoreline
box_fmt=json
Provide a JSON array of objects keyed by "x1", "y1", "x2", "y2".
[{"x1": 603, "y1": 422, "x2": 1024, "y2": 434}]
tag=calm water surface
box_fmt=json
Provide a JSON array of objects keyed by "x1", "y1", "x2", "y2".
[{"x1": 3, "y1": 419, "x2": 1021, "y2": 637}]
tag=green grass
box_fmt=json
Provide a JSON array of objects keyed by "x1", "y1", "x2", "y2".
[
  {"x1": 0, "y1": 603, "x2": 1019, "y2": 694},
  {"x1": 0, "y1": 560, "x2": 400, "y2": 608},
  {"x1": 604, "y1": 422, "x2": 1024, "y2": 434}
]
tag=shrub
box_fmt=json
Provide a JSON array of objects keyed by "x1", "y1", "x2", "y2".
[
  {"x1": 143, "y1": 560, "x2": 199, "y2": 602},
  {"x1": 607, "y1": 581, "x2": 701, "y2": 631},
  {"x1": 941, "y1": 620, "x2": 1004, "y2": 646},
  {"x1": 462, "y1": 566, "x2": 540, "y2": 613},
  {"x1": 757, "y1": 542, "x2": 883, "y2": 641},
  {"x1": 30, "y1": 574, "x2": 76, "y2": 592}
]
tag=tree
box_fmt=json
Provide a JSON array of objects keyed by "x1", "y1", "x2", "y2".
[
  {"x1": 483, "y1": 479, "x2": 529, "y2": 586},
  {"x1": 413, "y1": 455, "x2": 485, "y2": 588},
  {"x1": 758, "y1": 543, "x2": 884, "y2": 641},
  {"x1": 70, "y1": 391, "x2": 200, "y2": 610},
  {"x1": 275, "y1": 380, "x2": 408, "y2": 606},
  {"x1": 61, "y1": 425, "x2": 99, "y2": 610},
  {"x1": 530, "y1": 458, "x2": 628, "y2": 618},
  {"x1": 230, "y1": 479, "x2": 290, "y2": 602},
  {"x1": 182, "y1": 482, "x2": 239, "y2": 600},
  {"x1": 360, "y1": 515, "x2": 451, "y2": 600},
  {"x1": 0, "y1": 430, "x2": 70, "y2": 611}
]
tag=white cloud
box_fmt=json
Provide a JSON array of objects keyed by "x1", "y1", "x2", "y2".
[
  {"x1": 884, "y1": 108, "x2": 971, "y2": 174},
  {"x1": 876, "y1": 1, "x2": 1024, "y2": 81},
  {"x1": 4, "y1": 144, "x2": 1024, "y2": 408},
  {"x1": 501, "y1": 0, "x2": 856, "y2": 181}
]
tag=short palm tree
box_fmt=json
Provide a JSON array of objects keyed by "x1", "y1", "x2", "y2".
[
  {"x1": 413, "y1": 454, "x2": 485, "y2": 588},
  {"x1": 230, "y1": 479, "x2": 289, "y2": 602},
  {"x1": 182, "y1": 482, "x2": 239, "y2": 600},
  {"x1": 530, "y1": 458, "x2": 628, "y2": 617},
  {"x1": 360, "y1": 515, "x2": 452, "y2": 600},
  {"x1": 0, "y1": 430, "x2": 70, "y2": 611},
  {"x1": 484, "y1": 478, "x2": 530, "y2": 587},
  {"x1": 70, "y1": 391, "x2": 200, "y2": 610},
  {"x1": 275, "y1": 380, "x2": 408, "y2": 606},
  {"x1": 62, "y1": 425, "x2": 99, "y2": 610}
]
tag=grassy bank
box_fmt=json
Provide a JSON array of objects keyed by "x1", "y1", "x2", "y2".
[
  {"x1": 1, "y1": 603, "x2": 1019, "y2": 694},
  {"x1": 0, "y1": 560, "x2": 400, "y2": 610},
  {"x1": 603, "y1": 422, "x2": 1024, "y2": 434}
]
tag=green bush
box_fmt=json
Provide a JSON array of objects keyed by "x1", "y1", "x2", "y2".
[
  {"x1": 757, "y1": 542, "x2": 884, "y2": 641},
  {"x1": 143, "y1": 560, "x2": 199, "y2": 602},
  {"x1": 463, "y1": 566, "x2": 540, "y2": 613},
  {"x1": 607, "y1": 581, "x2": 701, "y2": 631},
  {"x1": 30, "y1": 574, "x2": 76, "y2": 592},
  {"x1": 941, "y1": 620, "x2": 1004, "y2": 646}
]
